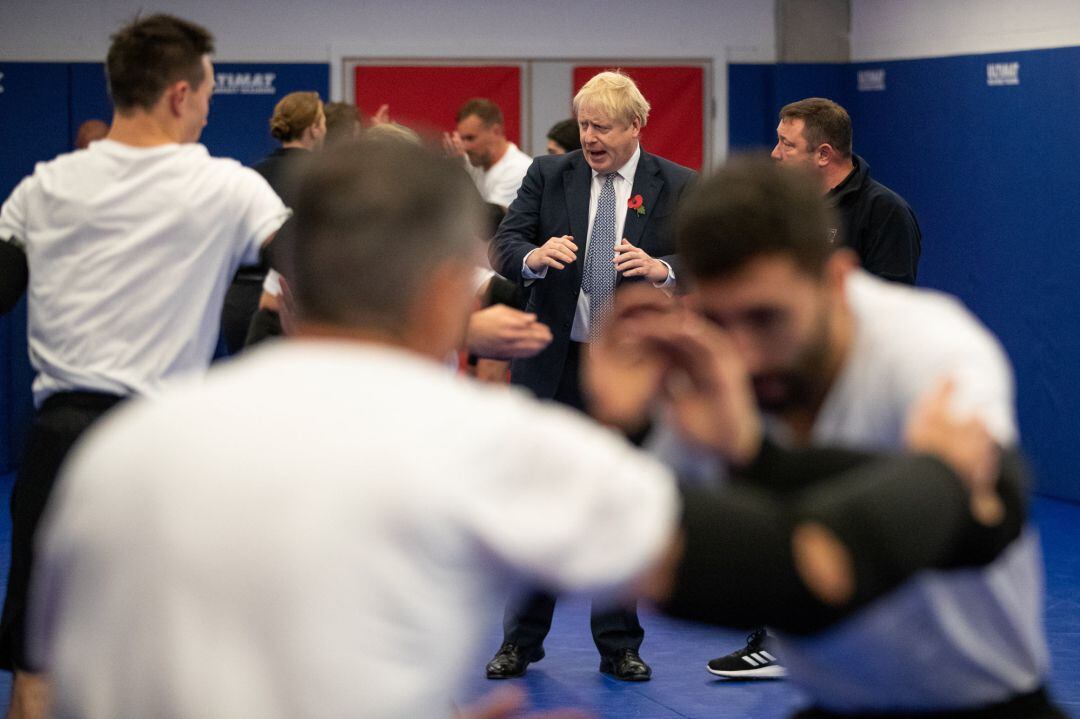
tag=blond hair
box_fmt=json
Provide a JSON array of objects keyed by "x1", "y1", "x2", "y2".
[
  {"x1": 269, "y1": 91, "x2": 323, "y2": 142},
  {"x1": 573, "y1": 70, "x2": 650, "y2": 127},
  {"x1": 364, "y1": 122, "x2": 422, "y2": 146}
]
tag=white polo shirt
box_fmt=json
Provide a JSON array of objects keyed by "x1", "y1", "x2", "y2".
[
  {"x1": 33, "y1": 341, "x2": 679, "y2": 719},
  {"x1": 0, "y1": 139, "x2": 290, "y2": 404},
  {"x1": 774, "y1": 271, "x2": 1045, "y2": 713}
]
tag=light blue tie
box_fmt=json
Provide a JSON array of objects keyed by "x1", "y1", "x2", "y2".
[{"x1": 582, "y1": 173, "x2": 617, "y2": 340}]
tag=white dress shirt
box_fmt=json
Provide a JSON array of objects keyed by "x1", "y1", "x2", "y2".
[{"x1": 521, "y1": 145, "x2": 673, "y2": 342}]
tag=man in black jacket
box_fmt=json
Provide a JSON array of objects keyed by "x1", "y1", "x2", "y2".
[{"x1": 771, "y1": 97, "x2": 921, "y2": 285}]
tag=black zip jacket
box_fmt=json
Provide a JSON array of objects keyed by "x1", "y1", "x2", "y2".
[{"x1": 827, "y1": 154, "x2": 922, "y2": 285}]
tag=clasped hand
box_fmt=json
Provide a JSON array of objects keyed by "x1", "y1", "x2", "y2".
[{"x1": 526, "y1": 237, "x2": 668, "y2": 283}]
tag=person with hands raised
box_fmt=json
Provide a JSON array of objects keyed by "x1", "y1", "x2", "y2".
[{"x1": 485, "y1": 70, "x2": 696, "y2": 683}]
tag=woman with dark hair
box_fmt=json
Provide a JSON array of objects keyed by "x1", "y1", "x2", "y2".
[
  {"x1": 220, "y1": 92, "x2": 326, "y2": 354},
  {"x1": 545, "y1": 118, "x2": 581, "y2": 155}
]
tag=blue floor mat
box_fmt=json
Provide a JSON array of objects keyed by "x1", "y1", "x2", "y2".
[{"x1": 461, "y1": 496, "x2": 1080, "y2": 718}]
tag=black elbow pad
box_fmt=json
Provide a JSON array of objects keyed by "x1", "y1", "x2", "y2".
[{"x1": 0, "y1": 240, "x2": 29, "y2": 314}]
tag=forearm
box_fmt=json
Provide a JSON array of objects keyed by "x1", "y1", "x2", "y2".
[
  {"x1": 661, "y1": 449, "x2": 1027, "y2": 634},
  {"x1": 489, "y1": 163, "x2": 545, "y2": 283},
  {"x1": 732, "y1": 437, "x2": 879, "y2": 495}
]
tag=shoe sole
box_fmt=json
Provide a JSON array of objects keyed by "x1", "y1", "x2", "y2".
[
  {"x1": 599, "y1": 667, "x2": 652, "y2": 682},
  {"x1": 706, "y1": 664, "x2": 786, "y2": 679},
  {"x1": 485, "y1": 651, "x2": 545, "y2": 680},
  {"x1": 485, "y1": 669, "x2": 525, "y2": 680}
]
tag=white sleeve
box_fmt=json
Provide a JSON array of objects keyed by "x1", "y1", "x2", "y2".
[
  {"x1": 487, "y1": 173, "x2": 525, "y2": 208},
  {"x1": 0, "y1": 175, "x2": 32, "y2": 247},
  {"x1": 488, "y1": 156, "x2": 531, "y2": 208},
  {"x1": 464, "y1": 159, "x2": 486, "y2": 197},
  {"x1": 521, "y1": 250, "x2": 548, "y2": 280},
  {"x1": 898, "y1": 299, "x2": 1019, "y2": 446},
  {"x1": 653, "y1": 260, "x2": 675, "y2": 291},
  {"x1": 262, "y1": 269, "x2": 282, "y2": 297},
  {"x1": 473, "y1": 266, "x2": 496, "y2": 294},
  {"x1": 232, "y1": 168, "x2": 291, "y2": 266},
  {"x1": 941, "y1": 334, "x2": 1018, "y2": 446},
  {"x1": 458, "y1": 395, "x2": 679, "y2": 595}
]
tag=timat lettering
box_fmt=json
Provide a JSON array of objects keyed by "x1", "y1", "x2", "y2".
[
  {"x1": 986, "y1": 62, "x2": 1020, "y2": 86},
  {"x1": 214, "y1": 72, "x2": 277, "y2": 95}
]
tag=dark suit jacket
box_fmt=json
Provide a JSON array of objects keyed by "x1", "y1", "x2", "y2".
[{"x1": 489, "y1": 148, "x2": 696, "y2": 399}]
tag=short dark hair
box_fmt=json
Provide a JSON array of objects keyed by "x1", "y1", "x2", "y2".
[
  {"x1": 455, "y1": 98, "x2": 504, "y2": 126},
  {"x1": 323, "y1": 102, "x2": 361, "y2": 145},
  {"x1": 546, "y1": 118, "x2": 581, "y2": 152},
  {"x1": 106, "y1": 14, "x2": 214, "y2": 111},
  {"x1": 779, "y1": 98, "x2": 852, "y2": 157},
  {"x1": 676, "y1": 154, "x2": 835, "y2": 280},
  {"x1": 281, "y1": 140, "x2": 483, "y2": 331}
]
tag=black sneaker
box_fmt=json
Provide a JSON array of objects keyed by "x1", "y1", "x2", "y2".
[{"x1": 706, "y1": 629, "x2": 786, "y2": 679}]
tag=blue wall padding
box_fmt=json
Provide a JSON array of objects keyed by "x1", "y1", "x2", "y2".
[
  {"x1": 0, "y1": 61, "x2": 328, "y2": 473},
  {"x1": 728, "y1": 63, "x2": 847, "y2": 152},
  {"x1": 0, "y1": 63, "x2": 70, "y2": 471},
  {"x1": 68, "y1": 62, "x2": 330, "y2": 166},
  {"x1": 730, "y1": 47, "x2": 1080, "y2": 502}
]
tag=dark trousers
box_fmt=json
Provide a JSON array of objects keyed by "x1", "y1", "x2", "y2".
[
  {"x1": 220, "y1": 276, "x2": 264, "y2": 356},
  {"x1": 502, "y1": 341, "x2": 645, "y2": 659},
  {"x1": 0, "y1": 391, "x2": 125, "y2": 671}
]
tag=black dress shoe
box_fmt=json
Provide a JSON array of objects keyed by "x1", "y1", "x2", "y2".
[
  {"x1": 485, "y1": 642, "x2": 545, "y2": 679},
  {"x1": 599, "y1": 648, "x2": 652, "y2": 681}
]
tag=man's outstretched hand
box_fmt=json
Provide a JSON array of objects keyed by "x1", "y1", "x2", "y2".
[
  {"x1": 905, "y1": 378, "x2": 1004, "y2": 527},
  {"x1": 467, "y1": 305, "x2": 553, "y2": 360}
]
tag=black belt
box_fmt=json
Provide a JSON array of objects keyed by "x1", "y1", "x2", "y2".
[{"x1": 40, "y1": 390, "x2": 127, "y2": 414}]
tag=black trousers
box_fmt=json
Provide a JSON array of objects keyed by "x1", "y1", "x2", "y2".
[
  {"x1": 0, "y1": 391, "x2": 125, "y2": 671},
  {"x1": 220, "y1": 277, "x2": 264, "y2": 357},
  {"x1": 502, "y1": 341, "x2": 645, "y2": 659}
]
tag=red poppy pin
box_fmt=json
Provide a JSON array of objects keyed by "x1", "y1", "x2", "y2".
[{"x1": 628, "y1": 194, "x2": 645, "y2": 216}]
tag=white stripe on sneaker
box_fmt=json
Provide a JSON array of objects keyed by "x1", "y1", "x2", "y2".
[
  {"x1": 760, "y1": 651, "x2": 777, "y2": 662},
  {"x1": 741, "y1": 655, "x2": 759, "y2": 667}
]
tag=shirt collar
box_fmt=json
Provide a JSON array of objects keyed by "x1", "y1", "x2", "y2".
[{"x1": 591, "y1": 143, "x2": 642, "y2": 183}]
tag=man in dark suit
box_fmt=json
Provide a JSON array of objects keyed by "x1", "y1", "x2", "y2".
[{"x1": 485, "y1": 70, "x2": 696, "y2": 682}]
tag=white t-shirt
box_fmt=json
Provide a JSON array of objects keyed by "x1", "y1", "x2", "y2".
[
  {"x1": 33, "y1": 341, "x2": 678, "y2": 719},
  {"x1": 0, "y1": 140, "x2": 290, "y2": 404},
  {"x1": 656, "y1": 269, "x2": 1017, "y2": 476},
  {"x1": 774, "y1": 271, "x2": 1046, "y2": 712},
  {"x1": 466, "y1": 142, "x2": 532, "y2": 207}
]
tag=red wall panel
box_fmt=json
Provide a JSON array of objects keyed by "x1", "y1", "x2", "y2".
[
  {"x1": 573, "y1": 66, "x2": 704, "y2": 171},
  {"x1": 354, "y1": 65, "x2": 522, "y2": 145}
]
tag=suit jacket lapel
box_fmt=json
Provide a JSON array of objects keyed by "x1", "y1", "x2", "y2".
[
  {"x1": 623, "y1": 150, "x2": 663, "y2": 249},
  {"x1": 564, "y1": 154, "x2": 592, "y2": 288}
]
